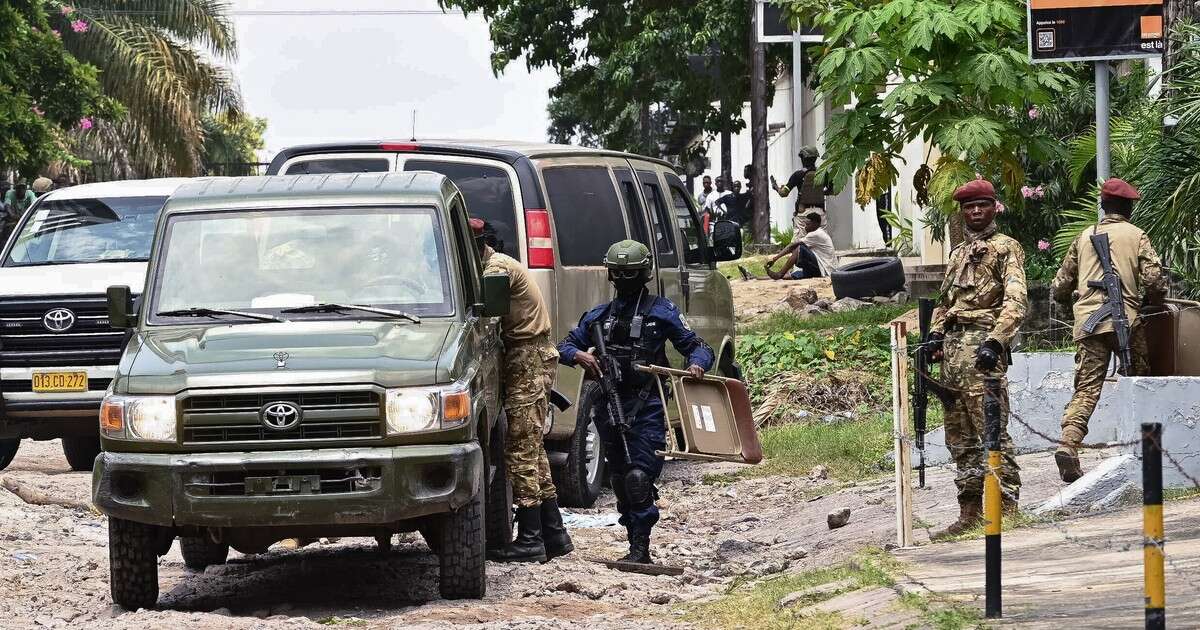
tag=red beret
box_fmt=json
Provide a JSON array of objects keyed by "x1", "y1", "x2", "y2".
[
  {"x1": 953, "y1": 179, "x2": 996, "y2": 203},
  {"x1": 1100, "y1": 178, "x2": 1140, "y2": 201},
  {"x1": 468, "y1": 218, "x2": 485, "y2": 235}
]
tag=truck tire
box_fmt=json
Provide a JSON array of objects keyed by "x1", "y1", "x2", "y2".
[
  {"x1": 0, "y1": 439, "x2": 19, "y2": 471},
  {"x1": 484, "y1": 414, "x2": 512, "y2": 550},
  {"x1": 419, "y1": 522, "x2": 441, "y2": 555},
  {"x1": 437, "y1": 489, "x2": 486, "y2": 600},
  {"x1": 62, "y1": 436, "x2": 102, "y2": 472},
  {"x1": 108, "y1": 517, "x2": 161, "y2": 610},
  {"x1": 830, "y1": 257, "x2": 906, "y2": 300},
  {"x1": 179, "y1": 536, "x2": 229, "y2": 570},
  {"x1": 550, "y1": 381, "x2": 605, "y2": 508}
]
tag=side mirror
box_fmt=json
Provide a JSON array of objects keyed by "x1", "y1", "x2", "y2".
[
  {"x1": 107, "y1": 285, "x2": 136, "y2": 329},
  {"x1": 480, "y1": 273, "x2": 511, "y2": 317},
  {"x1": 711, "y1": 219, "x2": 743, "y2": 262}
]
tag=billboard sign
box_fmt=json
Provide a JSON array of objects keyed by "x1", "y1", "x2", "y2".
[
  {"x1": 1028, "y1": 0, "x2": 1164, "y2": 63},
  {"x1": 758, "y1": 1, "x2": 822, "y2": 44}
]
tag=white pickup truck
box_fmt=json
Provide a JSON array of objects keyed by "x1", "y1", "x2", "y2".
[{"x1": 0, "y1": 179, "x2": 187, "y2": 470}]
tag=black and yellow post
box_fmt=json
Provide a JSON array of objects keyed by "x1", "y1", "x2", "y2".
[
  {"x1": 982, "y1": 377, "x2": 1002, "y2": 619},
  {"x1": 1142, "y1": 422, "x2": 1165, "y2": 630}
]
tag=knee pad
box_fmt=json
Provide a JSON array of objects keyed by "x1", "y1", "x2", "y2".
[
  {"x1": 610, "y1": 473, "x2": 628, "y2": 503},
  {"x1": 624, "y1": 468, "x2": 655, "y2": 510}
]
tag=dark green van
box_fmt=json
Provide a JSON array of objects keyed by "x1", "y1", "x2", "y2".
[{"x1": 93, "y1": 173, "x2": 513, "y2": 608}]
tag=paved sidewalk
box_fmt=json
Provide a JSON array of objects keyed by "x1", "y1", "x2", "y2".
[{"x1": 895, "y1": 498, "x2": 1200, "y2": 628}]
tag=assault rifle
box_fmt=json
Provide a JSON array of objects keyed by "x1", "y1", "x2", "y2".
[
  {"x1": 913, "y1": 299, "x2": 934, "y2": 488},
  {"x1": 1081, "y1": 232, "x2": 1134, "y2": 376},
  {"x1": 589, "y1": 321, "x2": 633, "y2": 464}
]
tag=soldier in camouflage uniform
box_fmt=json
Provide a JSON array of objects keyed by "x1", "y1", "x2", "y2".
[
  {"x1": 1051, "y1": 178, "x2": 1166, "y2": 482},
  {"x1": 472, "y1": 219, "x2": 573, "y2": 564},
  {"x1": 928, "y1": 179, "x2": 1027, "y2": 539}
]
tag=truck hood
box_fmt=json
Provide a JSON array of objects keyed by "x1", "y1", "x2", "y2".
[
  {"x1": 124, "y1": 320, "x2": 461, "y2": 393},
  {"x1": 0, "y1": 262, "x2": 147, "y2": 296}
]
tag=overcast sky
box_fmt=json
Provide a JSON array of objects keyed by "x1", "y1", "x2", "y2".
[{"x1": 228, "y1": 0, "x2": 559, "y2": 160}]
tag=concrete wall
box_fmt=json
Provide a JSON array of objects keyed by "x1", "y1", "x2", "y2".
[{"x1": 920, "y1": 352, "x2": 1200, "y2": 489}]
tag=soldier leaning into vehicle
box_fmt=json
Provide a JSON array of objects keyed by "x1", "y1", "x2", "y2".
[
  {"x1": 1050, "y1": 178, "x2": 1167, "y2": 483},
  {"x1": 472, "y1": 218, "x2": 573, "y2": 564},
  {"x1": 558, "y1": 240, "x2": 714, "y2": 564},
  {"x1": 927, "y1": 179, "x2": 1027, "y2": 539}
]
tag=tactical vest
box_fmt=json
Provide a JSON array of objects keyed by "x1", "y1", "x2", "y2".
[
  {"x1": 600, "y1": 294, "x2": 666, "y2": 394},
  {"x1": 798, "y1": 170, "x2": 824, "y2": 208}
]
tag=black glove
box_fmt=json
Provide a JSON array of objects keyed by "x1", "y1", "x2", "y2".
[
  {"x1": 925, "y1": 332, "x2": 945, "y2": 362},
  {"x1": 975, "y1": 339, "x2": 1005, "y2": 371}
]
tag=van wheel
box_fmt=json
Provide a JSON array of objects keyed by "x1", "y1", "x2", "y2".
[
  {"x1": 0, "y1": 439, "x2": 19, "y2": 471},
  {"x1": 484, "y1": 413, "x2": 513, "y2": 550},
  {"x1": 179, "y1": 536, "x2": 229, "y2": 570},
  {"x1": 437, "y1": 489, "x2": 486, "y2": 599},
  {"x1": 62, "y1": 436, "x2": 102, "y2": 472},
  {"x1": 419, "y1": 521, "x2": 442, "y2": 555},
  {"x1": 551, "y1": 382, "x2": 605, "y2": 508},
  {"x1": 108, "y1": 517, "x2": 162, "y2": 610}
]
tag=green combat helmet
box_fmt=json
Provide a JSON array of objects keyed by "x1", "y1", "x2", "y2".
[
  {"x1": 798, "y1": 145, "x2": 820, "y2": 160},
  {"x1": 604, "y1": 240, "x2": 653, "y2": 289}
]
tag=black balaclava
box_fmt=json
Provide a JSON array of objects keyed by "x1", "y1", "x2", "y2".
[
  {"x1": 612, "y1": 270, "x2": 649, "y2": 300},
  {"x1": 1101, "y1": 196, "x2": 1133, "y2": 217}
]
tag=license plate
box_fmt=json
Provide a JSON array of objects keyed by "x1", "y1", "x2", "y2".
[{"x1": 31, "y1": 371, "x2": 89, "y2": 393}]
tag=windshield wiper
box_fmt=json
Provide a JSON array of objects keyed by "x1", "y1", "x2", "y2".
[
  {"x1": 156, "y1": 307, "x2": 286, "y2": 323},
  {"x1": 280, "y1": 302, "x2": 421, "y2": 324}
]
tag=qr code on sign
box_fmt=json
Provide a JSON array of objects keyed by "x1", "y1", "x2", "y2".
[{"x1": 1037, "y1": 29, "x2": 1055, "y2": 51}]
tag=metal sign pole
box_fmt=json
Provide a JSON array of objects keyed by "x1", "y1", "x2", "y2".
[
  {"x1": 1095, "y1": 61, "x2": 1111, "y2": 220},
  {"x1": 792, "y1": 30, "x2": 805, "y2": 157}
]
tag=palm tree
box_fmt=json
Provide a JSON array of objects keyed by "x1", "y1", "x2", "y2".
[{"x1": 55, "y1": 0, "x2": 242, "y2": 178}]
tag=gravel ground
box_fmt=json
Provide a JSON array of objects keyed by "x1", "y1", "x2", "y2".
[{"x1": 0, "y1": 438, "x2": 1080, "y2": 629}]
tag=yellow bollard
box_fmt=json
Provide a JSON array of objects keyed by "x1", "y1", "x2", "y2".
[
  {"x1": 1142, "y1": 422, "x2": 1165, "y2": 630},
  {"x1": 983, "y1": 378, "x2": 1002, "y2": 619}
]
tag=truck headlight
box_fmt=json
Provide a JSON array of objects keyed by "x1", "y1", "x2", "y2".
[
  {"x1": 385, "y1": 385, "x2": 470, "y2": 435},
  {"x1": 100, "y1": 395, "x2": 177, "y2": 442}
]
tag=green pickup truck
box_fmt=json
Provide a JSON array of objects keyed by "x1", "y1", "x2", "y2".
[{"x1": 93, "y1": 173, "x2": 514, "y2": 608}]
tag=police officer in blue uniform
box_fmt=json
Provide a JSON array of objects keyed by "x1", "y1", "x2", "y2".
[{"x1": 558, "y1": 240, "x2": 715, "y2": 564}]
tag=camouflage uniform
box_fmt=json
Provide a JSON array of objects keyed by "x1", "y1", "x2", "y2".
[
  {"x1": 1051, "y1": 213, "x2": 1166, "y2": 451},
  {"x1": 931, "y1": 223, "x2": 1027, "y2": 505},
  {"x1": 482, "y1": 246, "x2": 558, "y2": 508}
]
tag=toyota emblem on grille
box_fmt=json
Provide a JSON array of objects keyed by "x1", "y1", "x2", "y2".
[
  {"x1": 42, "y1": 308, "x2": 76, "y2": 333},
  {"x1": 260, "y1": 401, "x2": 302, "y2": 431}
]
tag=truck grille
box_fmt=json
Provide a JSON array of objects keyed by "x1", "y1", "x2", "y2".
[
  {"x1": 181, "y1": 390, "x2": 383, "y2": 444},
  {"x1": 186, "y1": 466, "x2": 384, "y2": 497},
  {"x1": 0, "y1": 295, "x2": 127, "y2": 367},
  {"x1": 0, "y1": 377, "x2": 111, "y2": 393}
]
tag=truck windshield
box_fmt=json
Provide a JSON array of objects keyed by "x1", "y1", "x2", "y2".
[
  {"x1": 4, "y1": 196, "x2": 168, "y2": 266},
  {"x1": 151, "y1": 206, "x2": 454, "y2": 319}
]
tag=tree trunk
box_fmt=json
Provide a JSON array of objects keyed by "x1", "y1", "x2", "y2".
[
  {"x1": 639, "y1": 102, "x2": 652, "y2": 156},
  {"x1": 1165, "y1": 0, "x2": 1199, "y2": 70},
  {"x1": 749, "y1": 0, "x2": 770, "y2": 244},
  {"x1": 720, "y1": 130, "x2": 732, "y2": 187}
]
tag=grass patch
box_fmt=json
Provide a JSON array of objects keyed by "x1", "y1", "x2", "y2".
[
  {"x1": 930, "y1": 510, "x2": 1058, "y2": 543},
  {"x1": 317, "y1": 617, "x2": 368, "y2": 626},
  {"x1": 898, "y1": 592, "x2": 987, "y2": 630},
  {"x1": 1165, "y1": 487, "x2": 1200, "y2": 502},
  {"x1": 718, "y1": 255, "x2": 772, "y2": 280},
  {"x1": 739, "y1": 303, "x2": 913, "y2": 336},
  {"x1": 745, "y1": 414, "x2": 895, "y2": 481},
  {"x1": 682, "y1": 549, "x2": 896, "y2": 630}
]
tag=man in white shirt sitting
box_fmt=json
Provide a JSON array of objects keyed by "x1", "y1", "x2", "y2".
[{"x1": 766, "y1": 211, "x2": 838, "y2": 280}]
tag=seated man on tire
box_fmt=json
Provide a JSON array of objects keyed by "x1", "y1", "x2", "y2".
[
  {"x1": 557, "y1": 240, "x2": 714, "y2": 564},
  {"x1": 766, "y1": 211, "x2": 838, "y2": 280}
]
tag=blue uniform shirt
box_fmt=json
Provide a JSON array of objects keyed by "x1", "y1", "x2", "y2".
[{"x1": 558, "y1": 292, "x2": 715, "y2": 372}]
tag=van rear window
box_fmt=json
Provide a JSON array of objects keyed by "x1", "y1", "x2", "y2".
[
  {"x1": 405, "y1": 160, "x2": 520, "y2": 260},
  {"x1": 542, "y1": 166, "x2": 626, "y2": 266},
  {"x1": 284, "y1": 158, "x2": 390, "y2": 174}
]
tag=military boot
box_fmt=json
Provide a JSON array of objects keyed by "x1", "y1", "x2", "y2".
[
  {"x1": 540, "y1": 498, "x2": 574, "y2": 560},
  {"x1": 619, "y1": 530, "x2": 652, "y2": 564},
  {"x1": 487, "y1": 506, "x2": 546, "y2": 563},
  {"x1": 1055, "y1": 447, "x2": 1084, "y2": 483},
  {"x1": 931, "y1": 500, "x2": 982, "y2": 540}
]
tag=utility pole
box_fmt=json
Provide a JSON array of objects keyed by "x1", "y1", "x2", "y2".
[
  {"x1": 1095, "y1": 61, "x2": 1110, "y2": 220},
  {"x1": 749, "y1": 0, "x2": 770, "y2": 244}
]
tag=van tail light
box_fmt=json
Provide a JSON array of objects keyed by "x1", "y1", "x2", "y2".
[{"x1": 524, "y1": 209, "x2": 554, "y2": 268}]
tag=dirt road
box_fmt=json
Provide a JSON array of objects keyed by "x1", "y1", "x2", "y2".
[{"x1": 0, "y1": 437, "x2": 1119, "y2": 629}]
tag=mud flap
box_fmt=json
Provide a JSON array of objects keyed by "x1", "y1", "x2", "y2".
[{"x1": 634, "y1": 365, "x2": 762, "y2": 465}]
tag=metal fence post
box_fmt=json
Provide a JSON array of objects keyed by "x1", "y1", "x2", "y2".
[
  {"x1": 983, "y1": 377, "x2": 1003, "y2": 619},
  {"x1": 1143, "y1": 422, "x2": 1165, "y2": 630}
]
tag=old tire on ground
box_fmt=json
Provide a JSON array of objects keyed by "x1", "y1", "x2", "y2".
[
  {"x1": 62, "y1": 436, "x2": 102, "y2": 472},
  {"x1": 830, "y1": 257, "x2": 906, "y2": 300},
  {"x1": 484, "y1": 414, "x2": 512, "y2": 550},
  {"x1": 437, "y1": 487, "x2": 486, "y2": 599},
  {"x1": 550, "y1": 381, "x2": 605, "y2": 508},
  {"x1": 108, "y1": 517, "x2": 161, "y2": 610},
  {"x1": 0, "y1": 439, "x2": 19, "y2": 471},
  {"x1": 179, "y1": 536, "x2": 229, "y2": 570}
]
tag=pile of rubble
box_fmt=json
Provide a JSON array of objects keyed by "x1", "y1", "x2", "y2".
[{"x1": 780, "y1": 286, "x2": 909, "y2": 317}]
